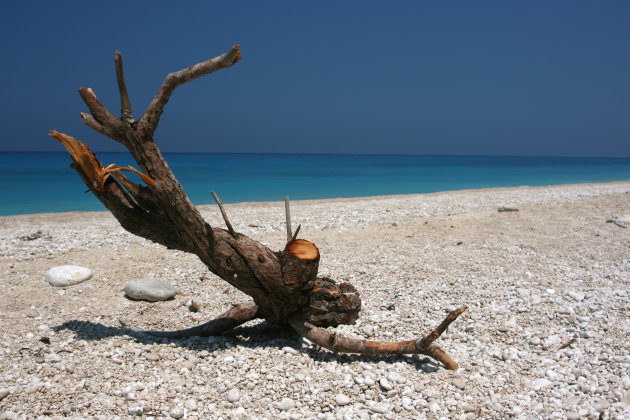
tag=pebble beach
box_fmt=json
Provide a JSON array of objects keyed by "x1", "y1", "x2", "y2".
[{"x1": 1, "y1": 181, "x2": 629, "y2": 419}]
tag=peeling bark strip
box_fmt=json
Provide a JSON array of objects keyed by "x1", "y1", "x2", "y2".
[{"x1": 51, "y1": 46, "x2": 467, "y2": 370}]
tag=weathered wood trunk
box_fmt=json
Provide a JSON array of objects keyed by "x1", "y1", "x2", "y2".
[{"x1": 50, "y1": 46, "x2": 466, "y2": 370}]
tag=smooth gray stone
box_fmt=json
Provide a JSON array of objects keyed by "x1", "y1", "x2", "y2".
[
  {"x1": 45, "y1": 265, "x2": 92, "y2": 287},
  {"x1": 123, "y1": 279, "x2": 176, "y2": 302}
]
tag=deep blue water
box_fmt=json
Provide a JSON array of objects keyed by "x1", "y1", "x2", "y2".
[{"x1": 1, "y1": 152, "x2": 630, "y2": 216}]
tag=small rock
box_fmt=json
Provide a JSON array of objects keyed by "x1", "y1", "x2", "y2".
[
  {"x1": 370, "y1": 403, "x2": 387, "y2": 414},
  {"x1": 498, "y1": 206, "x2": 519, "y2": 212},
  {"x1": 362, "y1": 325, "x2": 374, "y2": 337},
  {"x1": 533, "y1": 378, "x2": 552, "y2": 391},
  {"x1": 278, "y1": 397, "x2": 295, "y2": 411},
  {"x1": 170, "y1": 407, "x2": 184, "y2": 419},
  {"x1": 124, "y1": 279, "x2": 176, "y2": 302},
  {"x1": 128, "y1": 406, "x2": 143, "y2": 416},
  {"x1": 453, "y1": 379, "x2": 466, "y2": 390},
  {"x1": 428, "y1": 402, "x2": 440, "y2": 413},
  {"x1": 185, "y1": 399, "x2": 197, "y2": 410},
  {"x1": 45, "y1": 353, "x2": 62, "y2": 363},
  {"x1": 529, "y1": 336, "x2": 541, "y2": 346},
  {"x1": 0, "y1": 388, "x2": 9, "y2": 401},
  {"x1": 379, "y1": 378, "x2": 393, "y2": 391},
  {"x1": 186, "y1": 299, "x2": 200, "y2": 312},
  {"x1": 565, "y1": 412, "x2": 581, "y2": 420},
  {"x1": 145, "y1": 352, "x2": 160, "y2": 361},
  {"x1": 282, "y1": 346, "x2": 299, "y2": 355},
  {"x1": 198, "y1": 350, "x2": 210, "y2": 358},
  {"x1": 594, "y1": 399, "x2": 610, "y2": 413},
  {"x1": 421, "y1": 363, "x2": 438, "y2": 373},
  {"x1": 463, "y1": 404, "x2": 476, "y2": 413},
  {"x1": 45, "y1": 265, "x2": 92, "y2": 287},
  {"x1": 335, "y1": 394, "x2": 350, "y2": 406},
  {"x1": 227, "y1": 388, "x2": 241, "y2": 403},
  {"x1": 567, "y1": 291, "x2": 585, "y2": 301}
]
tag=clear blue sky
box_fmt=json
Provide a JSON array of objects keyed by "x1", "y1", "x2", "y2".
[{"x1": 1, "y1": 1, "x2": 629, "y2": 156}]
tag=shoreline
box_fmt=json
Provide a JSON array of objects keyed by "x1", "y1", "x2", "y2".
[
  {"x1": 1, "y1": 179, "x2": 629, "y2": 221},
  {"x1": 1, "y1": 180, "x2": 629, "y2": 418}
]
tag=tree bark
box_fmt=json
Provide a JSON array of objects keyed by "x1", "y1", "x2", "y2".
[{"x1": 50, "y1": 47, "x2": 467, "y2": 369}]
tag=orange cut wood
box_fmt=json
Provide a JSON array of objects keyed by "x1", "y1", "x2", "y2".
[{"x1": 286, "y1": 239, "x2": 319, "y2": 261}]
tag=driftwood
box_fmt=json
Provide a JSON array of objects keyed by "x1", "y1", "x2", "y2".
[{"x1": 50, "y1": 46, "x2": 467, "y2": 370}]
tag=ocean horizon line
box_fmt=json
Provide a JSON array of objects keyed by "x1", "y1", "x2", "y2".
[
  {"x1": 2, "y1": 180, "x2": 629, "y2": 218},
  {"x1": 2, "y1": 153, "x2": 630, "y2": 216},
  {"x1": 2, "y1": 151, "x2": 630, "y2": 160}
]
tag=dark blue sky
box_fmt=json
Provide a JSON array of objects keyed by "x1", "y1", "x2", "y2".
[{"x1": 1, "y1": 1, "x2": 629, "y2": 156}]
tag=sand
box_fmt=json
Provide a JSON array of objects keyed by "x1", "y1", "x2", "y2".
[{"x1": 0, "y1": 182, "x2": 629, "y2": 419}]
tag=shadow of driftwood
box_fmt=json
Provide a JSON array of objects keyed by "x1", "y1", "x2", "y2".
[{"x1": 52, "y1": 319, "x2": 439, "y2": 370}]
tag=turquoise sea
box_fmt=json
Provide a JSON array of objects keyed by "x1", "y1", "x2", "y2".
[{"x1": 1, "y1": 152, "x2": 630, "y2": 216}]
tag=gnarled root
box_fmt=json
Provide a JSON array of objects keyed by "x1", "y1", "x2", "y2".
[
  {"x1": 289, "y1": 306, "x2": 467, "y2": 370},
  {"x1": 132, "y1": 301, "x2": 259, "y2": 339}
]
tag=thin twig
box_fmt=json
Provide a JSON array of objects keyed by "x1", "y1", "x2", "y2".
[
  {"x1": 211, "y1": 191, "x2": 236, "y2": 236},
  {"x1": 114, "y1": 51, "x2": 135, "y2": 125},
  {"x1": 606, "y1": 219, "x2": 627, "y2": 229},
  {"x1": 137, "y1": 45, "x2": 241, "y2": 139},
  {"x1": 285, "y1": 196, "x2": 292, "y2": 242},
  {"x1": 292, "y1": 224, "x2": 301, "y2": 241},
  {"x1": 418, "y1": 305, "x2": 468, "y2": 349}
]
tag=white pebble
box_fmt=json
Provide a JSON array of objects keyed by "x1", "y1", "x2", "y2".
[
  {"x1": 169, "y1": 407, "x2": 184, "y2": 419},
  {"x1": 278, "y1": 397, "x2": 295, "y2": 411},
  {"x1": 282, "y1": 346, "x2": 299, "y2": 355},
  {"x1": 45, "y1": 265, "x2": 92, "y2": 287},
  {"x1": 379, "y1": 378, "x2": 393, "y2": 391},
  {"x1": 335, "y1": 393, "x2": 350, "y2": 406},
  {"x1": 227, "y1": 388, "x2": 241, "y2": 403},
  {"x1": 533, "y1": 378, "x2": 552, "y2": 391}
]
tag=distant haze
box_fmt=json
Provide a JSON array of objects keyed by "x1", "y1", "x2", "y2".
[{"x1": 1, "y1": 2, "x2": 629, "y2": 157}]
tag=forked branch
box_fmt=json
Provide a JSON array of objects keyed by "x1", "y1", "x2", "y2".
[
  {"x1": 289, "y1": 306, "x2": 468, "y2": 370},
  {"x1": 78, "y1": 88, "x2": 127, "y2": 144},
  {"x1": 137, "y1": 45, "x2": 242, "y2": 139}
]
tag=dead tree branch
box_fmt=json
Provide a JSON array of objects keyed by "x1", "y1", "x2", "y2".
[
  {"x1": 115, "y1": 51, "x2": 135, "y2": 125},
  {"x1": 289, "y1": 306, "x2": 467, "y2": 370},
  {"x1": 285, "y1": 196, "x2": 292, "y2": 242},
  {"x1": 51, "y1": 47, "x2": 467, "y2": 370},
  {"x1": 132, "y1": 301, "x2": 258, "y2": 339},
  {"x1": 137, "y1": 45, "x2": 241, "y2": 139},
  {"x1": 211, "y1": 190, "x2": 236, "y2": 236}
]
